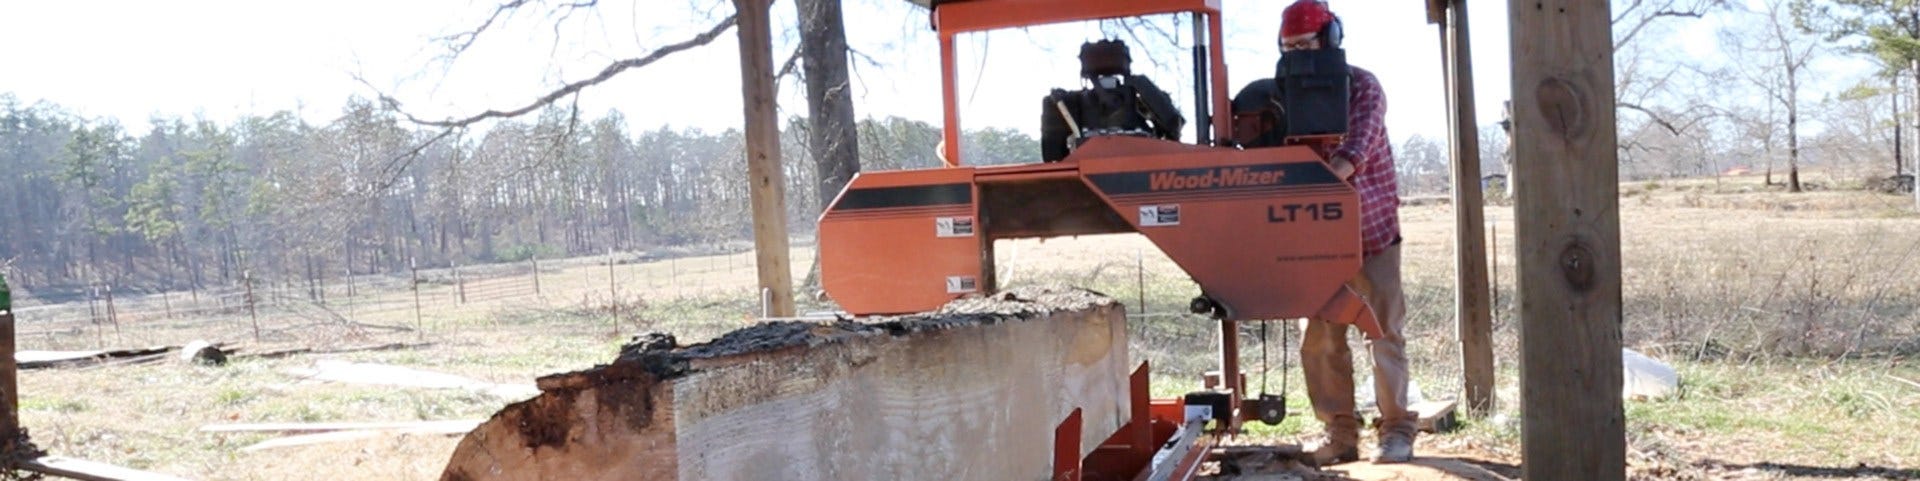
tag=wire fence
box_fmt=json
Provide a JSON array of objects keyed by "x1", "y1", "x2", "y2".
[{"x1": 8, "y1": 247, "x2": 781, "y2": 351}]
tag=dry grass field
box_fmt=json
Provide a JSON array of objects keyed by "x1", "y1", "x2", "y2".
[{"x1": 10, "y1": 174, "x2": 1920, "y2": 480}]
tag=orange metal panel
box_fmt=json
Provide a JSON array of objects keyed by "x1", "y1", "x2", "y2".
[
  {"x1": 819, "y1": 167, "x2": 983, "y2": 315},
  {"x1": 1071, "y1": 136, "x2": 1363, "y2": 320},
  {"x1": 932, "y1": 0, "x2": 1234, "y2": 166},
  {"x1": 933, "y1": 0, "x2": 1221, "y2": 34}
]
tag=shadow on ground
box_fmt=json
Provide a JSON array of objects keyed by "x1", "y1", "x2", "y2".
[{"x1": 1698, "y1": 460, "x2": 1920, "y2": 480}]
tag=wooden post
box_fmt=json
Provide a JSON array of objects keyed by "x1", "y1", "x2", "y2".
[
  {"x1": 1439, "y1": 0, "x2": 1495, "y2": 417},
  {"x1": 1491, "y1": 216, "x2": 1500, "y2": 324},
  {"x1": 1510, "y1": 0, "x2": 1626, "y2": 478},
  {"x1": 607, "y1": 248, "x2": 618, "y2": 336},
  {"x1": 245, "y1": 270, "x2": 260, "y2": 342},
  {"x1": 1121, "y1": 247, "x2": 1136, "y2": 316},
  {"x1": 102, "y1": 285, "x2": 120, "y2": 336},
  {"x1": 410, "y1": 258, "x2": 424, "y2": 337},
  {"x1": 530, "y1": 256, "x2": 541, "y2": 295},
  {"x1": 734, "y1": 0, "x2": 796, "y2": 318},
  {"x1": 454, "y1": 262, "x2": 466, "y2": 305},
  {"x1": 1, "y1": 273, "x2": 18, "y2": 448}
]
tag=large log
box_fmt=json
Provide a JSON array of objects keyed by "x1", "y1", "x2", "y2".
[{"x1": 441, "y1": 288, "x2": 1130, "y2": 481}]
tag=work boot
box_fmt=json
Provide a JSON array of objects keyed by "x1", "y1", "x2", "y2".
[
  {"x1": 1373, "y1": 432, "x2": 1415, "y2": 464},
  {"x1": 1305, "y1": 439, "x2": 1359, "y2": 466}
]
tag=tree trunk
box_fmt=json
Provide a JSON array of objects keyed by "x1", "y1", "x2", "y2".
[
  {"x1": 1788, "y1": 76, "x2": 1802, "y2": 193},
  {"x1": 796, "y1": 0, "x2": 862, "y2": 292},
  {"x1": 1895, "y1": 74, "x2": 1904, "y2": 177}
]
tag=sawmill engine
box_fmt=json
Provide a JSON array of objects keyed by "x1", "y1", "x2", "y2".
[{"x1": 1040, "y1": 39, "x2": 1186, "y2": 162}]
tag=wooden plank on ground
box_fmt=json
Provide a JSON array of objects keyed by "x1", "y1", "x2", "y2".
[
  {"x1": 200, "y1": 419, "x2": 481, "y2": 435},
  {"x1": 17, "y1": 456, "x2": 193, "y2": 481},
  {"x1": 18, "y1": 347, "x2": 175, "y2": 370},
  {"x1": 1509, "y1": 0, "x2": 1627, "y2": 479},
  {"x1": 237, "y1": 421, "x2": 481, "y2": 452},
  {"x1": 1411, "y1": 399, "x2": 1459, "y2": 433},
  {"x1": 284, "y1": 360, "x2": 538, "y2": 400},
  {"x1": 439, "y1": 287, "x2": 1130, "y2": 481}
]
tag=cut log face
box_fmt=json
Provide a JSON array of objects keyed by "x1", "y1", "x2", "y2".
[{"x1": 441, "y1": 288, "x2": 1130, "y2": 481}]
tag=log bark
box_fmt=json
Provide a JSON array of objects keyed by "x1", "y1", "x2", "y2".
[{"x1": 440, "y1": 288, "x2": 1129, "y2": 481}]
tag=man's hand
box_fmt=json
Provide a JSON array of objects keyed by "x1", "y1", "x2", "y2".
[{"x1": 1328, "y1": 155, "x2": 1357, "y2": 181}]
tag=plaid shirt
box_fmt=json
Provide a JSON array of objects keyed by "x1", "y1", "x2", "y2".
[{"x1": 1333, "y1": 66, "x2": 1400, "y2": 258}]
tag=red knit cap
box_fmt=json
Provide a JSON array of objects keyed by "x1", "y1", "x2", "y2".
[{"x1": 1281, "y1": 0, "x2": 1335, "y2": 42}]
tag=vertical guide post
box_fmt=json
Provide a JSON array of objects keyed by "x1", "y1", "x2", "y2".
[
  {"x1": 1218, "y1": 319, "x2": 1241, "y2": 431},
  {"x1": 735, "y1": 0, "x2": 796, "y2": 318},
  {"x1": 1439, "y1": 0, "x2": 1495, "y2": 417},
  {"x1": 1510, "y1": 0, "x2": 1626, "y2": 478},
  {"x1": 1190, "y1": 12, "x2": 1211, "y2": 146}
]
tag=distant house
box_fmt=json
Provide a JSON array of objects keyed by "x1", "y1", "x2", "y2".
[{"x1": 1482, "y1": 173, "x2": 1508, "y2": 191}]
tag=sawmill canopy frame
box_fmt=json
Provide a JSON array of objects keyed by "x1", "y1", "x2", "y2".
[{"x1": 926, "y1": 0, "x2": 1232, "y2": 165}]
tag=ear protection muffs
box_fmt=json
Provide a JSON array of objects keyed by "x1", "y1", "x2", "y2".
[{"x1": 1319, "y1": 12, "x2": 1343, "y2": 48}]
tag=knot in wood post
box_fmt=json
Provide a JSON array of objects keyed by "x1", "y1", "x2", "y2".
[
  {"x1": 1534, "y1": 77, "x2": 1588, "y2": 140},
  {"x1": 1558, "y1": 242, "x2": 1596, "y2": 291}
]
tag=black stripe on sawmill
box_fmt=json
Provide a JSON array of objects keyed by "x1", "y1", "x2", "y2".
[
  {"x1": 1086, "y1": 163, "x2": 1341, "y2": 196},
  {"x1": 834, "y1": 183, "x2": 973, "y2": 211}
]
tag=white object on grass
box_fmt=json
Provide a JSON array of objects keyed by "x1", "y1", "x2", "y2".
[{"x1": 1622, "y1": 347, "x2": 1678, "y2": 400}]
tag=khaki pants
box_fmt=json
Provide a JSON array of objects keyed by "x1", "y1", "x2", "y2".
[{"x1": 1301, "y1": 244, "x2": 1411, "y2": 444}]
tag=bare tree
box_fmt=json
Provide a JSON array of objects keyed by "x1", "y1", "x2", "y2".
[{"x1": 1723, "y1": 0, "x2": 1821, "y2": 192}]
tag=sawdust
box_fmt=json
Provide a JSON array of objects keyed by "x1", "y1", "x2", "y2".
[{"x1": 557, "y1": 286, "x2": 1116, "y2": 384}]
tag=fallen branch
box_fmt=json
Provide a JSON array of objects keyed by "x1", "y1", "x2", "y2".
[
  {"x1": 1888, "y1": 374, "x2": 1920, "y2": 392},
  {"x1": 16, "y1": 455, "x2": 192, "y2": 481}
]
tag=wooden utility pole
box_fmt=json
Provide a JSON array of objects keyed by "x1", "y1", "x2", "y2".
[
  {"x1": 1510, "y1": 0, "x2": 1626, "y2": 479},
  {"x1": 1, "y1": 273, "x2": 18, "y2": 447},
  {"x1": 1436, "y1": 0, "x2": 1495, "y2": 417},
  {"x1": 734, "y1": 0, "x2": 796, "y2": 318}
]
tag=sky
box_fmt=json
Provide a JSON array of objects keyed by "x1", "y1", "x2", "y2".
[{"x1": 0, "y1": 0, "x2": 1871, "y2": 150}]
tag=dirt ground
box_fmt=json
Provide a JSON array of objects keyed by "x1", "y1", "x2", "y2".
[{"x1": 10, "y1": 174, "x2": 1920, "y2": 480}]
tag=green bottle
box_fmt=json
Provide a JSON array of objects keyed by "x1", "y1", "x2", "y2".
[{"x1": 1, "y1": 272, "x2": 10, "y2": 313}]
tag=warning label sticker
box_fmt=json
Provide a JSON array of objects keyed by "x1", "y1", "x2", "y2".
[
  {"x1": 1138, "y1": 204, "x2": 1181, "y2": 227},
  {"x1": 945, "y1": 276, "x2": 979, "y2": 294},
  {"x1": 936, "y1": 216, "x2": 975, "y2": 238}
]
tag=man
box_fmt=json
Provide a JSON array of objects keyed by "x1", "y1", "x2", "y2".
[
  {"x1": 1039, "y1": 39, "x2": 1185, "y2": 162},
  {"x1": 1278, "y1": 0, "x2": 1414, "y2": 465}
]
